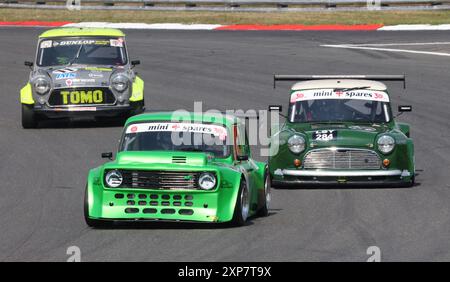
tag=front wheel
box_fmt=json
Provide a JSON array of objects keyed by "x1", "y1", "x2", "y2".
[
  {"x1": 84, "y1": 185, "x2": 107, "y2": 228},
  {"x1": 130, "y1": 100, "x2": 145, "y2": 117},
  {"x1": 231, "y1": 179, "x2": 250, "y2": 226},
  {"x1": 405, "y1": 174, "x2": 415, "y2": 188},
  {"x1": 21, "y1": 104, "x2": 38, "y2": 128},
  {"x1": 257, "y1": 173, "x2": 271, "y2": 217}
]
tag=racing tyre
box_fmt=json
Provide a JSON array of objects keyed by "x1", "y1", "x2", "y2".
[
  {"x1": 405, "y1": 174, "x2": 415, "y2": 188},
  {"x1": 231, "y1": 179, "x2": 250, "y2": 226},
  {"x1": 21, "y1": 104, "x2": 38, "y2": 128},
  {"x1": 84, "y1": 185, "x2": 107, "y2": 228},
  {"x1": 130, "y1": 100, "x2": 145, "y2": 117},
  {"x1": 257, "y1": 172, "x2": 271, "y2": 217}
]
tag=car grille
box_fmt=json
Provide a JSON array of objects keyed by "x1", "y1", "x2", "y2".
[
  {"x1": 48, "y1": 87, "x2": 116, "y2": 106},
  {"x1": 115, "y1": 193, "x2": 196, "y2": 216},
  {"x1": 303, "y1": 148, "x2": 381, "y2": 170},
  {"x1": 111, "y1": 170, "x2": 202, "y2": 190}
]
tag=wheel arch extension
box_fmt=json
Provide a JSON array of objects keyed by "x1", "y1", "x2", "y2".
[
  {"x1": 130, "y1": 75, "x2": 144, "y2": 102},
  {"x1": 20, "y1": 83, "x2": 34, "y2": 105}
]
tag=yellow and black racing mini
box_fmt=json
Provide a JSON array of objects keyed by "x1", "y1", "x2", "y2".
[{"x1": 20, "y1": 27, "x2": 145, "y2": 128}]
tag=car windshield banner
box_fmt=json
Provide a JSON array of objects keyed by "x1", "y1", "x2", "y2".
[
  {"x1": 40, "y1": 38, "x2": 124, "y2": 49},
  {"x1": 126, "y1": 122, "x2": 228, "y2": 139},
  {"x1": 290, "y1": 89, "x2": 390, "y2": 103}
]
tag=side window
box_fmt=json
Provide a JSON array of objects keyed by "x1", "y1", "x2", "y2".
[{"x1": 233, "y1": 123, "x2": 249, "y2": 160}]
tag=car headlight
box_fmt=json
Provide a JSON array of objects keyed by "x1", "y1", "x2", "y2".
[
  {"x1": 33, "y1": 77, "x2": 50, "y2": 95},
  {"x1": 288, "y1": 135, "x2": 306, "y2": 154},
  {"x1": 111, "y1": 74, "x2": 129, "y2": 92},
  {"x1": 105, "y1": 170, "x2": 123, "y2": 188},
  {"x1": 198, "y1": 172, "x2": 216, "y2": 190},
  {"x1": 377, "y1": 135, "x2": 395, "y2": 154}
]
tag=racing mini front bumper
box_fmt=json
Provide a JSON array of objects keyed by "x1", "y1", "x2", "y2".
[
  {"x1": 87, "y1": 187, "x2": 233, "y2": 223},
  {"x1": 271, "y1": 168, "x2": 413, "y2": 187},
  {"x1": 32, "y1": 103, "x2": 143, "y2": 119}
]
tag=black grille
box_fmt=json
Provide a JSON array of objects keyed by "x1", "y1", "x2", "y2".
[
  {"x1": 111, "y1": 170, "x2": 204, "y2": 190},
  {"x1": 48, "y1": 87, "x2": 116, "y2": 106}
]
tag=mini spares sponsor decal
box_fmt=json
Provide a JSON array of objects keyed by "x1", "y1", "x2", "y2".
[
  {"x1": 290, "y1": 89, "x2": 390, "y2": 103},
  {"x1": 126, "y1": 122, "x2": 228, "y2": 139}
]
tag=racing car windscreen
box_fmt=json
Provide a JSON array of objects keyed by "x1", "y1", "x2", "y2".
[
  {"x1": 120, "y1": 122, "x2": 231, "y2": 158},
  {"x1": 288, "y1": 89, "x2": 392, "y2": 123},
  {"x1": 37, "y1": 37, "x2": 127, "y2": 67},
  {"x1": 289, "y1": 99, "x2": 392, "y2": 123}
]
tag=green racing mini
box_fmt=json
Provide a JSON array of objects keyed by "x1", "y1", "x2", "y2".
[
  {"x1": 268, "y1": 75, "x2": 415, "y2": 187},
  {"x1": 84, "y1": 111, "x2": 270, "y2": 227},
  {"x1": 20, "y1": 27, "x2": 145, "y2": 128}
]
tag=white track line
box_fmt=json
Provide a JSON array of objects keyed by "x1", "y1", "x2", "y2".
[
  {"x1": 342, "y1": 42, "x2": 450, "y2": 47},
  {"x1": 321, "y1": 43, "x2": 450, "y2": 57},
  {"x1": 379, "y1": 24, "x2": 450, "y2": 31}
]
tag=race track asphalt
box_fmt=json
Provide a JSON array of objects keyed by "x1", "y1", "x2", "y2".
[{"x1": 0, "y1": 28, "x2": 449, "y2": 261}]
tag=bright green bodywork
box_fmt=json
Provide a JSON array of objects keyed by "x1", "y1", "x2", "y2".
[
  {"x1": 269, "y1": 86, "x2": 415, "y2": 187},
  {"x1": 86, "y1": 112, "x2": 267, "y2": 223}
]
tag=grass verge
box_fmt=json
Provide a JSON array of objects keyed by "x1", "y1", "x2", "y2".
[{"x1": 1, "y1": 8, "x2": 450, "y2": 25}]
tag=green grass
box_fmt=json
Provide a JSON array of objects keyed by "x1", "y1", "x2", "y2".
[{"x1": 1, "y1": 8, "x2": 450, "y2": 25}]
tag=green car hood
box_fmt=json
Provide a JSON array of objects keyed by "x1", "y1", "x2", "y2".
[
  {"x1": 112, "y1": 151, "x2": 213, "y2": 167},
  {"x1": 287, "y1": 123, "x2": 390, "y2": 147}
]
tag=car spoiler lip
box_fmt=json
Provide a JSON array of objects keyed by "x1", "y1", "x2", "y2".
[{"x1": 273, "y1": 74, "x2": 406, "y2": 89}]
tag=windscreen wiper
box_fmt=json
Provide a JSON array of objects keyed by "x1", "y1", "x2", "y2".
[
  {"x1": 67, "y1": 44, "x2": 84, "y2": 66},
  {"x1": 178, "y1": 147, "x2": 205, "y2": 152},
  {"x1": 334, "y1": 86, "x2": 371, "y2": 92}
]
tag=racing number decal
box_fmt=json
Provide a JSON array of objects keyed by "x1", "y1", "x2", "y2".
[
  {"x1": 60, "y1": 90, "x2": 103, "y2": 105},
  {"x1": 313, "y1": 130, "x2": 337, "y2": 141}
]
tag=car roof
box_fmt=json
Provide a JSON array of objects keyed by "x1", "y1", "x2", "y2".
[
  {"x1": 125, "y1": 112, "x2": 239, "y2": 127},
  {"x1": 291, "y1": 79, "x2": 388, "y2": 91},
  {"x1": 39, "y1": 28, "x2": 125, "y2": 38}
]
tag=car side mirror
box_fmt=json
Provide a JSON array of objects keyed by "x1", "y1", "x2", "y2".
[
  {"x1": 268, "y1": 104, "x2": 287, "y2": 119},
  {"x1": 131, "y1": 60, "x2": 140, "y2": 67},
  {"x1": 398, "y1": 105, "x2": 412, "y2": 112},
  {"x1": 237, "y1": 155, "x2": 249, "y2": 161},
  {"x1": 101, "y1": 152, "x2": 113, "y2": 160},
  {"x1": 24, "y1": 61, "x2": 33, "y2": 69}
]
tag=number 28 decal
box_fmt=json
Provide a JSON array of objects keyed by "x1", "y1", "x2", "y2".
[{"x1": 313, "y1": 130, "x2": 337, "y2": 141}]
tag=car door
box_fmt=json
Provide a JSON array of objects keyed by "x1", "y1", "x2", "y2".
[{"x1": 233, "y1": 122, "x2": 259, "y2": 208}]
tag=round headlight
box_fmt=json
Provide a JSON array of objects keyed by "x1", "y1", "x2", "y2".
[
  {"x1": 288, "y1": 135, "x2": 306, "y2": 154},
  {"x1": 198, "y1": 172, "x2": 216, "y2": 190},
  {"x1": 34, "y1": 77, "x2": 50, "y2": 95},
  {"x1": 111, "y1": 75, "x2": 129, "y2": 92},
  {"x1": 105, "y1": 170, "x2": 123, "y2": 188},
  {"x1": 377, "y1": 135, "x2": 395, "y2": 154}
]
